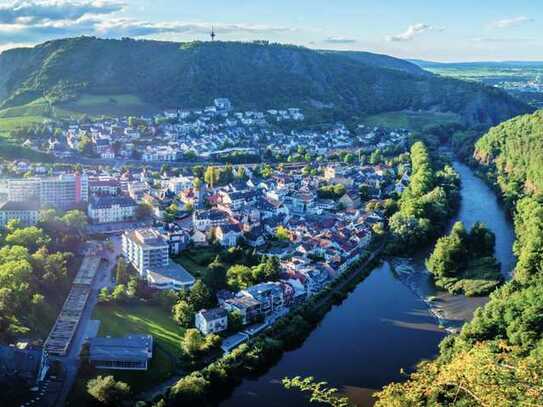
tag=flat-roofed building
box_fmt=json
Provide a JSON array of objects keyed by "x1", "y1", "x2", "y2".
[
  {"x1": 122, "y1": 228, "x2": 195, "y2": 291},
  {"x1": 122, "y1": 228, "x2": 169, "y2": 275},
  {"x1": 88, "y1": 335, "x2": 153, "y2": 371},
  {"x1": 147, "y1": 264, "x2": 195, "y2": 291},
  {"x1": 7, "y1": 174, "x2": 89, "y2": 210},
  {"x1": 0, "y1": 200, "x2": 41, "y2": 227}
]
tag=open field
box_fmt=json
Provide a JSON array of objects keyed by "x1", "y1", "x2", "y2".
[
  {"x1": 361, "y1": 110, "x2": 462, "y2": 130},
  {"x1": 92, "y1": 303, "x2": 183, "y2": 391},
  {"x1": 59, "y1": 93, "x2": 161, "y2": 117}
]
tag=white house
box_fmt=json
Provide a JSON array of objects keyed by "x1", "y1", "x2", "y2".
[{"x1": 195, "y1": 308, "x2": 228, "y2": 335}]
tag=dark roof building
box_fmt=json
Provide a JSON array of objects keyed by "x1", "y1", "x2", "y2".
[{"x1": 88, "y1": 335, "x2": 153, "y2": 371}]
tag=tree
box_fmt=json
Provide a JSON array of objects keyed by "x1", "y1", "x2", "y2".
[
  {"x1": 426, "y1": 221, "x2": 468, "y2": 278},
  {"x1": 203, "y1": 256, "x2": 227, "y2": 291},
  {"x1": 282, "y1": 376, "x2": 353, "y2": 407},
  {"x1": 170, "y1": 372, "x2": 209, "y2": 404},
  {"x1": 181, "y1": 328, "x2": 205, "y2": 358},
  {"x1": 204, "y1": 166, "x2": 219, "y2": 188},
  {"x1": 226, "y1": 265, "x2": 253, "y2": 290},
  {"x1": 263, "y1": 256, "x2": 280, "y2": 281},
  {"x1": 468, "y1": 222, "x2": 495, "y2": 257},
  {"x1": 98, "y1": 287, "x2": 111, "y2": 303},
  {"x1": 115, "y1": 258, "x2": 129, "y2": 285},
  {"x1": 87, "y1": 375, "x2": 131, "y2": 405},
  {"x1": 5, "y1": 226, "x2": 51, "y2": 252},
  {"x1": 228, "y1": 310, "x2": 243, "y2": 332},
  {"x1": 172, "y1": 300, "x2": 195, "y2": 328},
  {"x1": 136, "y1": 202, "x2": 153, "y2": 220},
  {"x1": 261, "y1": 164, "x2": 273, "y2": 178},
  {"x1": 61, "y1": 210, "x2": 88, "y2": 235},
  {"x1": 343, "y1": 153, "x2": 355, "y2": 165},
  {"x1": 276, "y1": 225, "x2": 290, "y2": 241},
  {"x1": 78, "y1": 134, "x2": 94, "y2": 156},
  {"x1": 189, "y1": 280, "x2": 213, "y2": 310},
  {"x1": 110, "y1": 284, "x2": 127, "y2": 303}
]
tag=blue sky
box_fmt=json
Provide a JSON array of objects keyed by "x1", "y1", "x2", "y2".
[{"x1": 0, "y1": 0, "x2": 541, "y2": 61}]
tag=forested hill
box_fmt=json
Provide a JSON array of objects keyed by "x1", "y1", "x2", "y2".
[
  {"x1": 475, "y1": 110, "x2": 543, "y2": 200},
  {"x1": 0, "y1": 37, "x2": 531, "y2": 127}
]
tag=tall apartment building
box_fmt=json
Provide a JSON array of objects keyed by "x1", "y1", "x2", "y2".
[
  {"x1": 122, "y1": 228, "x2": 195, "y2": 291},
  {"x1": 8, "y1": 174, "x2": 89, "y2": 210},
  {"x1": 122, "y1": 228, "x2": 170, "y2": 275}
]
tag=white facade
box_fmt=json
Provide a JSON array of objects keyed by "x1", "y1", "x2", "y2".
[
  {"x1": 195, "y1": 308, "x2": 228, "y2": 335},
  {"x1": 122, "y1": 228, "x2": 170, "y2": 276},
  {"x1": 88, "y1": 197, "x2": 136, "y2": 224}
]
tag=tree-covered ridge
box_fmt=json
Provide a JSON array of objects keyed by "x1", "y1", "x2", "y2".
[
  {"x1": 376, "y1": 115, "x2": 543, "y2": 406},
  {"x1": 474, "y1": 110, "x2": 543, "y2": 201},
  {"x1": 0, "y1": 37, "x2": 531, "y2": 126},
  {"x1": 388, "y1": 141, "x2": 460, "y2": 254}
]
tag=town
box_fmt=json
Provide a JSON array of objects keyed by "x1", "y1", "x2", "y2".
[
  {"x1": 0, "y1": 101, "x2": 412, "y2": 406},
  {"x1": 15, "y1": 99, "x2": 409, "y2": 164}
]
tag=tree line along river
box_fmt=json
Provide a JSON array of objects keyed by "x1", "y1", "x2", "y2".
[{"x1": 220, "y1": 161, "x2": 515, "y2": 407}]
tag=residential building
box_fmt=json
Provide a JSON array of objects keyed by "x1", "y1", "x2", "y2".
[
  {"x1": 195, "y1": 308, "x2": 228, "y2": 335},
  {"x1": 242, "y1": 282, "x2": 284, "y2": 317},
  {"x1": 7, "y1": 174, "x2": 89, "y2": 210},
  {"x1": 223, "y1": 295, "x2": 261, "y2": 325},
  {"x1": 0, "y1": 200, "x2": 41, "y2": 227},
  {"x1": 122, "y1": 228, "x2": 169, "y2": 275},
  {"x1": 88, "y1": 196, "x2": 137, "y2": 224},
  {"x1": 122, "y1": 228, "x2": 195, "y2": 290}
]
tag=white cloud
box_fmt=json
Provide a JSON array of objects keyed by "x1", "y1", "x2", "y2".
[
  {"x1": 94, "y1": 19, "x2": 292, "y2": 37},
  {"x1": 472, "y1": 37, "x2": 535, "y2": 44},
  {"x1": 323, "y1": 36, "x2": 357, "y2": 44},
  {"x1": 386, "y1": 23, "x2": 443, "y2": 42},
  {"x1": 0, "y1": 1, "x2": 293, "y2": 47},
  {"x1": 0, "y1": 0, "x2": 125, "y2": 24},
  {"x1": 489, "y1": 16, "x2": 534, "y2": 29}
]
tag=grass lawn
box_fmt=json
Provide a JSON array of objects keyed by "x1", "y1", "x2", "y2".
[
  {"x1": 361, "y1": 110, "x2": 462, "y2": 131},
  {"x1": 60, "y1": 93, "x2": 160, "y2": 117},
  {"x1": 92, "y1": 303, "x2": 184, "y2": 392}
]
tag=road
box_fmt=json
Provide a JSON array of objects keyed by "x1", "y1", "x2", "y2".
[{"x1": 51, "y1": 236, "x2": 121, "y2": 406}]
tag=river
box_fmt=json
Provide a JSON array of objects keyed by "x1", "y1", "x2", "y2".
[{"x1": 221, "y1": 160, "x2": 515, "y2": 407}]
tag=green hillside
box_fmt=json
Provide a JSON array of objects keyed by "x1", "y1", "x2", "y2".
[
  {"x1": 475, "y1": 110, "x2": 543, "y2": 200},
  {"x1": 0, "y1": 37, "x2": 532, "y2": 127}
]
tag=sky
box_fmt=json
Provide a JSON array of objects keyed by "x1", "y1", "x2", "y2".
[{"x1": 0, "y1": 0, "x2": 541, "y2": 61}]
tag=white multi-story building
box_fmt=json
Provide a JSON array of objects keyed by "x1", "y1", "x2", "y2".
[
  {"x1": 195, "y1": 308, "x2": 228, "y2": 335},
  {"x1": 0, "y1": 200, "x2": 41, "y2": 227},
  {"x1": 7, "y1": 174, "x2": 89, "y2": 210},
  {"x1": 88, "y1": 196, "x2": 137, "y2": 224},
  {"x1": 122, "y1": 228, "x2": 169, "y2": 274},
  {"x1": 122, "y1": 228, "x2": 195, "y2": 291}
]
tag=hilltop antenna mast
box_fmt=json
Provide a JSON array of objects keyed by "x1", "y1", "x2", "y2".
[{"x1": 210, "y1": 26, "x2": 216, "y2": 41}]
